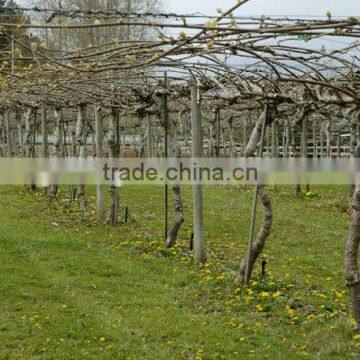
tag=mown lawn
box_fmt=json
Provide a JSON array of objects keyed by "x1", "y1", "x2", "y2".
[{"x1": 0, "y1": 185, "x2": 359, "y2": 359}]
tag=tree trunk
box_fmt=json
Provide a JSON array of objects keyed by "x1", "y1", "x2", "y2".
[
  {"x1": 164, "y1": 111, "x2": 185, "y2": 248},
  {"x1": 243, "y1": 109, "x2": 267, "y2": 157},
  {"x1": 237, "y1": 104, "x2": 274, "y2": 284},
  {"x1": 237, "y1": 185, "x2": 273, "y2": 283},
  {"x1": 164, "y1": 183, "x2": 184, "y2": 249},
  {"x1": 346, "y1": 185, "x2": 360, "y2": 330}
]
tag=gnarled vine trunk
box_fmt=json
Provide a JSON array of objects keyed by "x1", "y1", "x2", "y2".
[
  {"x1": 238, "y1": 105, "x2": 274, "y2": 284},
  {"x1": 237, "y1": 185, "x2": 273, "y2": 283},
  {"x1": 346, "y1": 185, "x2": 360, "y2": 330},
  {"x1": 164, "y1": 116, "x2": 185, "y2": 249},
  {"x1": 164, "y1": 183, "x2": 184, "y2": 249}
]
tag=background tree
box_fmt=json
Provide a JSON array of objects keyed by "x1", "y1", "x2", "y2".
[
  {"x1": 30, "y1": 0, "x2": 162, "y2": 52},
  {"x1": 0, "y1": 1, "x2": 37, "y2": 71}
]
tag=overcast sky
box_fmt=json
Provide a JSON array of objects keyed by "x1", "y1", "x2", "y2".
[{"x1": 165, "y1": 0, "x2": 359, "y2": 17}]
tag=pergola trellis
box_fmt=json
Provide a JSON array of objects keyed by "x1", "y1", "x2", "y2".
[{"x1": 0, "y1": 0, "x2": 360, "y2": 328}]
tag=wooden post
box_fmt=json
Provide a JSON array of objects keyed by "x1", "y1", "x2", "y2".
[
  {"x1": 95, "y1": 106, "x2": 105, "y2": 221},
  {"x1": 77, "y1": 105, "x2": 88, "y2": 209},
  {"x1": 284, "y1": 119, "x2": 291, "y2": 158},
  {"x1": 139, "y1": 120, "x2": 145, "y2": 157},
  {"x1": 108, "y1": 109, "x2": 120, "y2": 226},
  {"x1": 325, "y1": 121, "x2": 331, "y2": 158},
  {"x1": 154, "y1": 133, "x2": 158, "y2": 156},
  {"x1": 163, "y1": 75, "x2": 169, "y2": 242},
  {"x1": 4, "y1": 110, "x2": 12, "y2": 158},
  {"x1": 48, "y1": 107, "x2": 64, "y2": 199},
  {"x1": 147, "y1": 113, "x2": 153, "y2": 157},
  {"x1": 301, "y1": 114, "x2": 308, "y2": 158},
  {"x1": 313, "y1": 120, "x2": 317, "y2": 159},
  {"x1": 221, "y1": 128, "x2": 225, "y2": 157},
  {"x1": 243, "y1": 118, "x2": 248, "y2": 156},
  {"x1": 11, "y1": 39, "x2": 15, "y2": 77},
  {"x1": 0, "y1": 111, "x2": 4, "y2": 157},
  {"x1": 75, "y1": 105, "x2": 85, "y2": 155},
  {"x1": 41, "y1": 103, "x2": 48, "y2": 158},
  {"x1": 15, "y1": 119, "x2": 22, "y2": 156},
  {"x1": 121, "y1": 127, "x2": 126, "y2": 149},
  {"x1": 271, "y1": 120, "x2": 279, "y2": 191},
  {"x1": 207, "y1": 129, "x2": 211, "y2": 157},
  {"x1": 178, "y1": 110, "x2": 187, "y2": 156},
  {"x1": 32, "y1": 109, "x2": 37, "y2": 158},
  {"x1": 209, "y1": 124, "x2": 214, "y2": 157},
  {"x1": 24, "y1": 108, "x2": 33, "y2": 158},
  {"x1": 229, "y1": 116, "x2": 236, "y2": 157},
  {"x1": 116, "y1": 113, "x2": 120, "y2": 157},
  {"x1": 54, "y1": 108, "x2": 64, "y2": 157},
  {"x1": 271, "y1": 120, "x2": 279, "y2": 158},
  {"x1": 282, "y1": 131, "x2": 286, "y2": 158},
  {"x1": 172, "y1": 118, "x2": 178, "y2": 156},
  {"x1": 301, "y1": 114, "x2": 310, "y2": 192},
  {"x1": 191, "y1": 82, "x2": 205, "y2": 263},
  {"x1": 337, "y1": 132, "x2": 341, "y2": 158},
  {"x1": 132, "y1": 125, "x2": 136, "y2": 147},
  {"x1": 216, "y1": 108, "x2": 221, "y2": 157},
  {"x1": 320, "y1": 126, "x2": 324, "y2": 158}
]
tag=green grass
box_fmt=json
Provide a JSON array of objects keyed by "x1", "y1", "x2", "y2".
[{"x1": 0, "y1": 185, "x2": 359, "y2": 359}]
